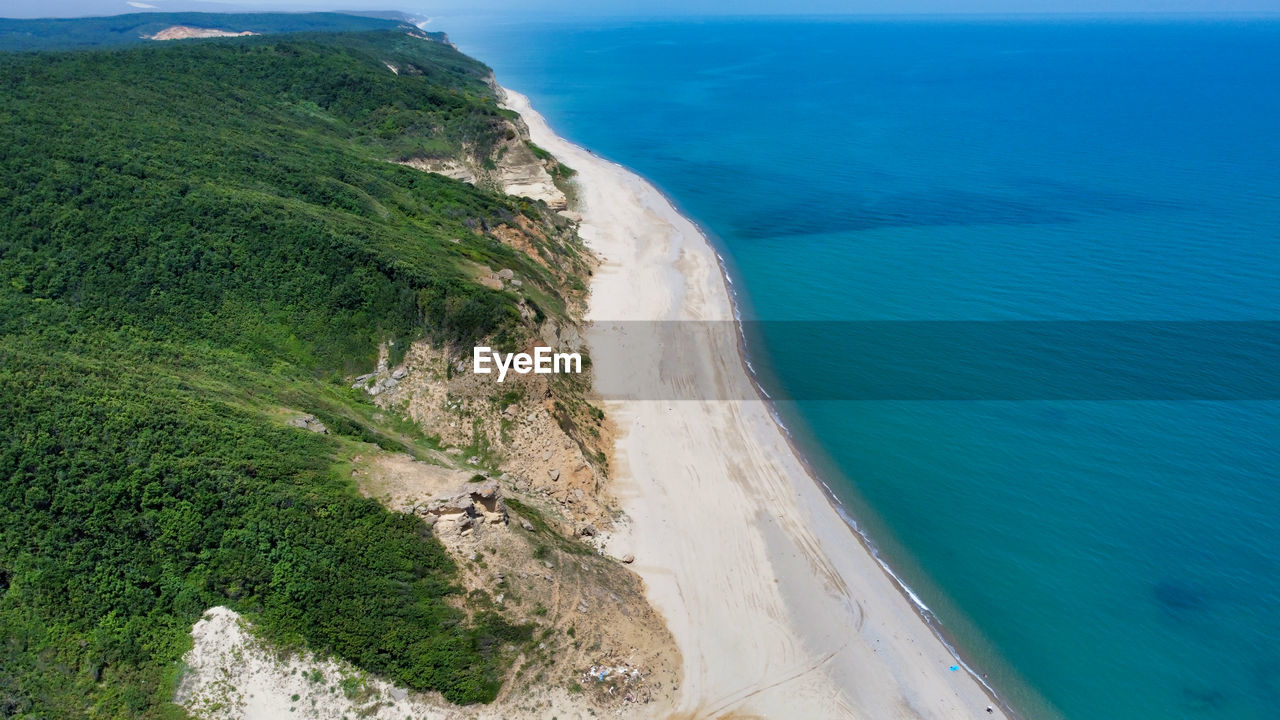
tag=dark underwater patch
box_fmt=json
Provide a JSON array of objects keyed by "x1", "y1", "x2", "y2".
[
  {"x1": 1154, "y1": 579, "x2": 1209, "y2": 613},
  {"x1": 716, "y1": 173, "x2": 1181, "y2": 240},
  {"x1": 1181, "y1": 686, "x2": 1228, "y2": 713}
]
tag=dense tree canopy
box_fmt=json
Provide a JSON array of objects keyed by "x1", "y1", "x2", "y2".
[{"x1": 0, "y1": 26, "x2": 559, "y2": 718}]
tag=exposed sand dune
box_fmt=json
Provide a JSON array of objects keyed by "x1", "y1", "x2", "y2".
[
  {"x1": 501, "y1": 87, "x2": 1012, "y2": 720},
  {"x1": 177, "y1": 607, "x2": 611, "y2": 720},
  {"x1": 146, "y1": 27, "x2": 257, "y2": 41}
]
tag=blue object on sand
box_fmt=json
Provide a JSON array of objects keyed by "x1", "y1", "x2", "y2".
[{"x1": 949, "y1": 665, "x2": 959, "y2": 672}]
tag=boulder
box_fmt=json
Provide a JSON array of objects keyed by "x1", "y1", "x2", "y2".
[
  {"x1": 622, "y1": 554, "x2": 635, "y2": 564},
  {"x1": 548, "y1": 469, "x2": 561, "y2": 481},
  {"x1": 392, "y1": 367, "x2": 408, "y2": 380},
  {"x1": 539, "y1": 320, "x2": 559, "y2": 348},
  {"x1": 422, "y1": 481, "x2": 509, "y2": 530},
  {"x1": 287, "y1": 414, "x2": 328, "y2": 434},
  {"x1": 427, "y1": 492, "x2": 475, "y2": 516},
  {"x1": 560, "y1": 324, "x2": 584, "y2": 350}
]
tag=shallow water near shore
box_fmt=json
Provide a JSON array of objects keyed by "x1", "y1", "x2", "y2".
[{"x1": 448, "y1": 16, "x2": 1280, "y2": 719}]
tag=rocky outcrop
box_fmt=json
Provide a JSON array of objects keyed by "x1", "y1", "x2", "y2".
[
  {"x1": 351, "y1": 344, "x2": 410, "y2": 396},
  {"x1": 287, "y1": 414, "x2": 328, "y2": 434},
  {"x1": 413, "y1": 480, "x2": 508, "y2": 537}
]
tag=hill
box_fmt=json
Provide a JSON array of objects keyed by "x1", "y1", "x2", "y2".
[
  {"x1": 0, "y1": 12, "x2": 428, "y2": 52},
  {"x1": 0, "y1": 21, "x2": 646, "y2": 719}
]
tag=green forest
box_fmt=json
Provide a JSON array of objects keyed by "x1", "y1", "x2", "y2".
[
  {"x1": 0, "y1": 12, "x2": 412, "y2": 52},
  {"x1": 0, "y1": 23, "x2": 576, "y2": 718}
]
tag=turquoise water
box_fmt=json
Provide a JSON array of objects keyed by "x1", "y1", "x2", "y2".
[{"x1": 447, "y1": 16, "x2": 1280, "y2": 719}]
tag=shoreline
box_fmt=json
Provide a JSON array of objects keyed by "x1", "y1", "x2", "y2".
[
  {"x1": 661, "y1": 172, "x2": 1022, "y2": 720},
  {"x1": 501, "y1": 86, "x2": 1017, "y2": 719},
  {"x1": 627, "y1": 192, "x2": 1018, "y2": 713},
  {"x1": 713, "y1": 254, "x2": 1025, "y2": 717}
]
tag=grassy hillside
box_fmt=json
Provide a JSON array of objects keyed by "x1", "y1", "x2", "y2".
[{"x1": 0, "y1": 25, "x2": 582, "y2": 718}]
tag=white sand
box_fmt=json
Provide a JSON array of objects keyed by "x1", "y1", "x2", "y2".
[
  {"x1": 178, "y1": 607, "x2": 599, "y2": 720},
  {"x1": 502, "y1": 88, "x2": 1011, "y2": 720}
]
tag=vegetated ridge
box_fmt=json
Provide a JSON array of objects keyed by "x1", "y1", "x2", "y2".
[{"x1": 0, "y1": 20, "x2": 676, "y2": 719}]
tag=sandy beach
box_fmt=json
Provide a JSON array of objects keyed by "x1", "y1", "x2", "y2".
[{"x1": 502, "y1": 87, "x2": 1011, "y2": 720}]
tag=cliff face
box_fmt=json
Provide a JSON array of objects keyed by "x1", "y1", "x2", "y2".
[
  {"x1": 392, "y1": 71, "x2": 574, "y2": 211},
  {"x1": 492, "y1": 138, "x2": 570, "y2": 210},
  {"x1": 394, "y1": 122, "x2": 570, "y2": 211},
  {"x1": 343, "y1": 61, "x2": 683, "y2": 719}
]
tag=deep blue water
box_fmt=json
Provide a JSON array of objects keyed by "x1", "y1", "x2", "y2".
[{"x1": 446, "y1": 16, "x2": 1280, "y2": 719}]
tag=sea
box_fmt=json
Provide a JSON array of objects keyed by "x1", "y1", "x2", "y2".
[{"x1": 445, "y1": 15, "x2": 1280, "y2": 719}]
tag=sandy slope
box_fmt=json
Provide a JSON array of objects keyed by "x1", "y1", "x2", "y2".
[{"x1": 502, "y1": 88, "x2": 1010, "y2": 720}]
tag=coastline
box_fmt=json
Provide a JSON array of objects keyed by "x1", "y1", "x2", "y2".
[{"x1": 500, "y1": 86, "x2": 1014, "y2": 719}]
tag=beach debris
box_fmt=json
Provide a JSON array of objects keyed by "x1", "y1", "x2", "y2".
[
  {"x1": 582, "y1": 660, "x2": 652, "y2": 704},
  {"x1": 949, "y1": 665, "x2": 959, "y2": 672}
]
